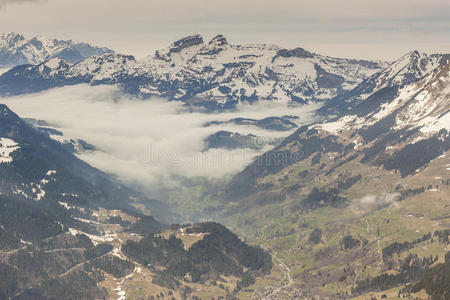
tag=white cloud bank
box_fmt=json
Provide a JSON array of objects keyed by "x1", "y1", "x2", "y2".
[{"x1": 1, "y1": 84, "x2": 320, "y2": 191}]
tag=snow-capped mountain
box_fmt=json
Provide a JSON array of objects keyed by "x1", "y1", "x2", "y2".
[
  {"x1": 223, "y1": 60, "x2": 450, "y2": 300},
  {"x1": 0, "y1": 34, "x2": 388, "y2": 109},
  {"x1": 322, "y1": 50, "x2": 450, "y2": 114},
  {"x1": 0, "y1": 32, "x2": 113, "y2": 67},
  {"x1": 227, "y1": 59, "x2": 450, "y2": 203},
  {"x1": 316, "y1": 58, "x2": 450, "y2": 147},
  {"x1": 367, "y1": 58, "x2": 450, "y2": 134}
]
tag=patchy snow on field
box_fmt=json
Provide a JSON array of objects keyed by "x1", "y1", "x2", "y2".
[
  {"x1": 113, "y1": 284, "x2": 126, "y2": 300},
  {"x1": 32, "y1": 170, "x2": 57, "y2": 201},
  {"x1": 0, "y1": 137, "x2": 20, "y2": 163},
  {"x1": 74, "y1": 217, "x2": 101, "y2": 225},
  {"x1": 13, "y1": 188, "x2": 29, "y2": 199},
  {"x1": 35, "y1": 188, "x2": 46, "y2": 201},
  {"x1": 46, "y1": 170, "x2": 56, "y2": 176},
  {"x1": 58, "y1": 201, "x2": 73, "y2": 210},
  {"x1": 112, "y1": 263, "x2": 141, "y2": 300},
  {"x1": 68, "y1": 228, "x2": 117, "y2": 246},
  {"x1": 318, "y1": 115, "x2": 365, "y2": 134},
  {"x1": 420, "y1": 111, "x2": 450, "y2": 133}
]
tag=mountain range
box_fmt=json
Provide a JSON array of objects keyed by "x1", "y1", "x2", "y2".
[
  {"x1": 0, "y1": 33, "x2": 391, "y2": 109},
  {"x1": 1, "y1": 34, "x2": 448, "y2": 113},
  {"x1": 0, "y1": 32, "x2": 113, "y2": 68}
]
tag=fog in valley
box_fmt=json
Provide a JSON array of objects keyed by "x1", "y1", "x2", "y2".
[{"x1": 1, "y1": 84, "x2": 320, "y2": 196}]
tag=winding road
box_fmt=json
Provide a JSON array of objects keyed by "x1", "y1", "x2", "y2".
[{"x1": 252, "y1": 251, "x2": 293, "y2": 299}]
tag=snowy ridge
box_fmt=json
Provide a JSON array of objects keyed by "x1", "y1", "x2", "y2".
[
  {"x1": 375, "y1": 50, "x2": 444, "y2": 87},
  {"x1": 331, "y1": 51, "x2": 449, "y2": 109},
  {"x1": 137, "y1": 34, "x2": 388, "y2": 106},
  {"x1": 397, "y1": 60, "x2": 450, "y2": 133},
  {"x1": 363, "y1": 59, "x2": 450, "y2": 133},
  {"x1": 318, "y1": 60, "x2": 450, "y2": 137},
  {"x1": 0, "y1": 34, "x2": 388, "y2": 108},
  {"x1": 0, "y1": 32, "x2": 113, "y2": 67},
  {"x1": 69, "y1": 53, "x2": 138, "y2": 83}
]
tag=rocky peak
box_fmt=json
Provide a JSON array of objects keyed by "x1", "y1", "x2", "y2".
[
  {"x1": 208, "y1": 34, "x2": 228, "y2": 46},
  {"x1": 155, "y1": 34, "x2": 205, "y2": 62},
  {"x1": 388, "y1": 51, "x2": 442, "y2": 85},
  {"x1": 2, "y1": 32, "x2": 25, "y2": 41},
  {"x1": 396, "y1": 50, "x2": 428, "y2": 67},
  {"x1": 0, "y1": 32, "x2": 25, "y2": 47},
  {"x1": 28, "y1": 36, "x2": 45, "y2": 50},
  {"x1": 195, "y1": 34, "x2": 230, "y2": 57},
  {"x1": 272, "y1": 47, "x2": 314, "y2": 63},
  {"x1": 93, "y1": 52, "x2": 135, "y2": 63},
  {"x1": 409, "y1": 49, "x2": 420, "y2": 58},
  {"x1": 0, "y1": 32, "x2": 114, "y2": 67},
  {"x1": 168, "y1": 34, "x2": 204, "y2": 54}
]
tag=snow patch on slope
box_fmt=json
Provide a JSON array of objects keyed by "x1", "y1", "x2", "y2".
[
  {"x1": 318, "y1": 115, "x2": 365, "y2": 134},
  {"x1": 68, "y1": 228, "x2": 117, "y2": 246},
  {"x1": 0, "y1": 137, "x2": 19, "y2": 163},
  {"x1": 420, "y1": 112, "x2": 450, "y2": 133}
]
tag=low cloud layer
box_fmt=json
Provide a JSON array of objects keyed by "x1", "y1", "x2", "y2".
[
  {"x1": 1, "y1": 84, "x2": 319, "y2": 193},
  {"x1": 352, "y1": 193, "x2": 401, "y2": 214}
]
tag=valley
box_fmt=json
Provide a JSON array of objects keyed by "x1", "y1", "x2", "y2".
[
  {"x1": 228, "y1": 153, "x2": 450, "y2": 299},
  {"x1": 0, "y1": 29, "x2": 448, "y2": 300}
]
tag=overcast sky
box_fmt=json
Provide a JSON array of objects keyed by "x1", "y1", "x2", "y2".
[{"x1": 0, "y1": 0, "x2": 449, "y2": 60}]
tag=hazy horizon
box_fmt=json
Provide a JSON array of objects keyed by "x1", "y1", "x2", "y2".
[{"x1": 0, "y1": 0, "x2": 449, "y2": 61}]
